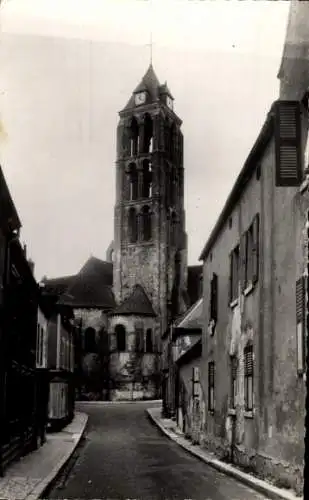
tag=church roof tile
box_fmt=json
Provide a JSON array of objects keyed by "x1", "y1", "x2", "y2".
[{"x1": 111, "y1": 284, "x2": 156, "y2": 317}]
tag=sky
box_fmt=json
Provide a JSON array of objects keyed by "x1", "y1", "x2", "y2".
[{"x1": 0, "y1": 0, "x2": 290, "y2": 281}]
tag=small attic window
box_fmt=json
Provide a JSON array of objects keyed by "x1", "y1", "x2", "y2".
[{"x1": 256, "y1": 164, "x2": 261, "y2": 181}]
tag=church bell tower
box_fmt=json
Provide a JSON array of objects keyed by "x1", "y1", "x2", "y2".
[{"x1": 113, "y1": 64, "x2": 188, "y2": 340}]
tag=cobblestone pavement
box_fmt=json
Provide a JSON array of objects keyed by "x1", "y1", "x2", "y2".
[
  {"x1": 46, "y1": 401, "x2": 269, "y2": 500},
  {"x1": 0, "y1": 412, "x2": 88, "y2": 500}
]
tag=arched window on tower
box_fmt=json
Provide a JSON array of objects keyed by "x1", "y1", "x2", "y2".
[
  {"x1": 146, "y1": 329, "x2": 153, "y2": 353},
  {"x1": 169, "y1": 167, "x2": 177, "y2": 207},
  {"x1": 142, "y1": 160, "x2": 152, "y2": 198},
  {"x1": 170, "y1": 211, "x2": 177, "y2": 246},
  {"x1": 141, "y1": 205, "x2": 152, "y2": 242},
  {"x1": 128, "y1": 207, "x2": 138, "y2": 243},
  {"x1": 115, "y1": 324, "x2": 126, "y2": 352},
  {"x1": 164, "y1": 118, "x2": 170, "y2": 154},
  {"x1": 127, "y1": 163, "x2": 138, "y2": 201},
  {"x1": 129, "y1": 117, "x2": 139, "y2": 157},
  {"x1": 169, "y1": 123, "x2": 176, "y2": 159},
  {"x1": 143, "y1": 114, "x2": 153, "y2": 153}
]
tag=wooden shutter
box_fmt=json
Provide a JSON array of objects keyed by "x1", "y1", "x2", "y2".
[
  {"x1": 192, "y1": 367, "x2": 200, "y2": 398},
  {"x1": 240, "y1": 233, "x2": 247, "y2": 292},
  {"x1": 274, "y1": 100, "x2": 302, "y2": 187},
  {"x1": 296, "y1": 277, "x2": 305, "y2": 374},
  {"x1": 210, "y1": 273, "x2": 218, "y2": 322},
  {"x1": 252, "y1": 213, "x2": 260, "y2": 285},
  {"x1": 208, "y1": 362, "x2": 215, "y2": 387},
  {"x1": 244, "y1": 346, "x2": 253, "y2": 376},
  {"x1": 296, "y1": 276, "x2": 305, "y2": 324}
]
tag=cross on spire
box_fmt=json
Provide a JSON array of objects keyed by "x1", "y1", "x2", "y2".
[{"x1": 145, "y1": 0, "x2": 154, "y2": 65}]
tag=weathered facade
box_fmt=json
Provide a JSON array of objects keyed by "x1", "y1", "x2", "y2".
[{"x1": 199, "y1": 97, "x2": 308, "y2": 494}]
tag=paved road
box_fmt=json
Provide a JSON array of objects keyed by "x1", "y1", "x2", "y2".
[{"x1": 46, "y1": 401, "x2": 269, "y2": 500}]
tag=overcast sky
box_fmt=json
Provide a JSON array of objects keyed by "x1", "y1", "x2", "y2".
[{"x1": 0, "y1": 0, "x2": 290, "y2": 280}]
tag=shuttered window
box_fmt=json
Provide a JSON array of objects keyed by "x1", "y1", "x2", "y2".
[
  {"x1": 192, "y1": 367, "x2": 200, "y2": 399},
  {"x1": 210, "y1": 273, "x2": 218, "y2": 323},
  {"x1": 208, "y1": 361, "x2": 215, "y2": 412},
  {"x1": 296, "y1": 277, "x2": 305, "y2": 374},
  {"x1": 274, "y1": 100, "x2": 302, "y2": 187},
  {"x1": 244, "y1": 345, "x2": 253, "y2": 411},
  {"x1": 243, "y1": 213, "x2": 260, "y2": 289},
  {"x1": 230, "y1": 356, "x2": 237, "y2": 409},
  {"x1": 229, "y1": 245, "x2": 240, "y2": 303}
]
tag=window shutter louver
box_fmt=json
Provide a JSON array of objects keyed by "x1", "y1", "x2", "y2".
[
  {"x1": 275, "y1": 100, "x2": 302, "y2": 187},
  {"x1": 252, "y1": 213, "x2": 260, "y2": 285},
  {"x1": 296, "y1": 277, "x2": 305, "y2": 374},
  {"x1": 296, "y1": 276, "x2": 305, "y2": 324},
  {"x1": 244, "y1": 346, "x2": 253, "y2": 376}
]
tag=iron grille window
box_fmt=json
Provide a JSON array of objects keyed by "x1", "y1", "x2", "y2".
[
  {"x1": 296, "y1": 276, "x2": 305, "y2": 374},
  {"x1": 244, "y1": 345, "x2": 253, "y2": 411},
  {"x1": 208, "y1": 361, "x2": 215, "y2": 412}
]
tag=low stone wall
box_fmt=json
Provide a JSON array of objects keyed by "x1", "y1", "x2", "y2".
[
  {"x1": 110, "y1": 381, "x2": 157, "y2": 401},
  {"x1": 201, "y1": 433, "x2": 304, "y2": 496}
]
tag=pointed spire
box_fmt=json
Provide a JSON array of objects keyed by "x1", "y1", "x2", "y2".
[{"x1": 278, "y1": 0, "x2": 309, "y2": 100}]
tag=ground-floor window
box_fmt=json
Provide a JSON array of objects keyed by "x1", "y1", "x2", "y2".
[{"x1": 244, "y1": 345, "x2": 253, "y2": 411}]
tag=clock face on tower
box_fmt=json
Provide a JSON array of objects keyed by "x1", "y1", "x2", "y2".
[
  {"x1": 166, "y1": 96, "x2": 173, "y2": 110},
  {"x1": 134, "y1": 92, "x2": 146, "y2": 106}
]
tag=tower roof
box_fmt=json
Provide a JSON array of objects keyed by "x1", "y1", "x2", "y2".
[
  {"x1": 122, "y1": 64, "x2": 173, "y2": 111},
  {"x1": 278, "y1": 0, "x2": 309, "y2": 100},
  {"x1": 111, "y1": 284, "x2": 156, "y2": 317}
]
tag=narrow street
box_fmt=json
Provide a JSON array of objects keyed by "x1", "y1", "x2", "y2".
[{"x1": 45, "y1": 402, "x2": 269, "y2": 500}]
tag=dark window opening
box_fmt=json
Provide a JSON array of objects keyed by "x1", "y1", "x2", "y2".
[
  {"x1": 115, "y1": 324, "x2": 126, "y2": 352},
  {"x1": 129, "y1": 117, "x2": 139, "y2": 157},
  {"x1": 143, "y1": 114, "x2": 153, "y2": 153},
  {"x1": 141, "y1": 205, "x2": 152, "y2": 241},
  {"x1": 210, "y1": 273, "x2": 218, "y2": 324},
  {"x1": 146, "y1": 329, "x2": 153, "y2": 353},
  {"x1": 142, "y1": 159, "x2": 153, "y2": 198},
  {"x1": 229, "y1": 244, "x2": 240, "y2": 303},
  {"x1": 169, "y1": 123, "x2": 176, "y2": 159},
  {"x1": 127, "y1": 163, "x2": 138, "y2": 201},
  {"x1": 170, "y1": 211, "x2": 177, "y2": 246},
  {"x1": 84, "y1": 327, "x2": 97, "y2": 353},
  {"x1": 128, "y1": 207, "x2": 138, "y2": 243},
  {"x1": 135, "y1": 321, "x2": 144, "y2": 353},
  {"x1": 208, "y1": 361, "x2": 215, "y2": 412}
]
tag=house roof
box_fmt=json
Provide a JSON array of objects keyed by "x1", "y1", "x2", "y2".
[
  {"x1": 199, "y1": 102, "x2": 275, "y2": 261},
  {"x1": 42, "y1": 275, "x2": 75, "y2": 296},
  {"x1": 176, "y1": 338, "x2": 202, "y2": 367},
  {"x1": 57, "y1": 256, "x2": 114, "y2": 309},
  {"x1": 111, "y1": 284, "x2": 156, "y2": 317},
  {"x1": 174, "y1": 297, "x2": 203, "y2": 330}
]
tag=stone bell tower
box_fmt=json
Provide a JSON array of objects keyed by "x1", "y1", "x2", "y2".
[
  {"x1": 113, "y1": 64, "x2": 188, "y2": 341},
  {"x1": 278, "y1": 0, "x2": 309, "y2": 100}
]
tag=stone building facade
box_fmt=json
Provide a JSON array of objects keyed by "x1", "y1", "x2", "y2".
[{"x1": 199, "y1": 97, "x2": 308, "y2": 494}]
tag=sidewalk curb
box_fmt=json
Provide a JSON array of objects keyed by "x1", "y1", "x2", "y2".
[
  {"x1": 146, "y1": 409, "x2": 302, "y2": 500},
  {"x1": 25, "y1": 412, "x2": 88, "y2": 500}
]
